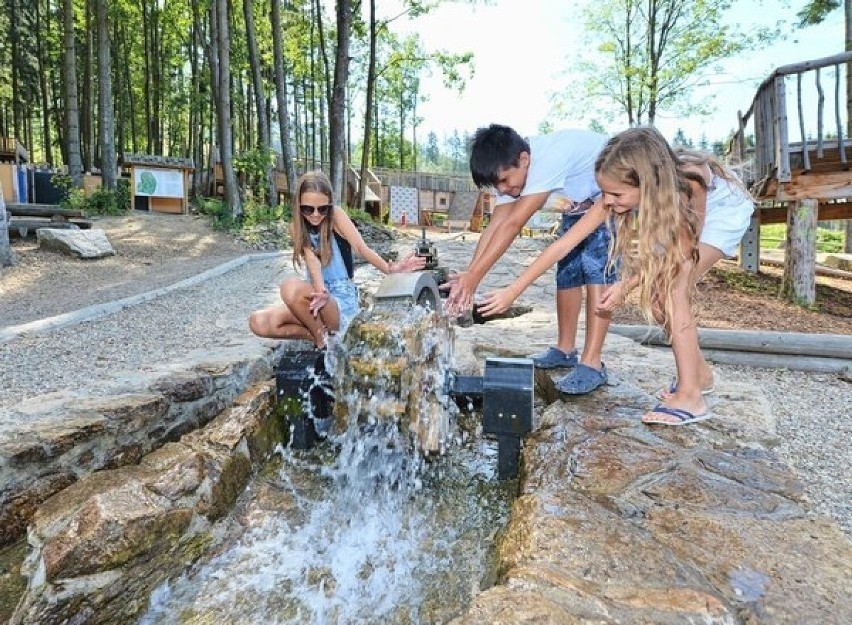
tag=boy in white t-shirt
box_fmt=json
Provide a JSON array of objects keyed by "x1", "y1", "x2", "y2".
[{"x1": 445, "y1": 124, "x2": 616, "y2": 394}]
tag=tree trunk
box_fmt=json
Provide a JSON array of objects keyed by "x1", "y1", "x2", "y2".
[
  {"x1": 271, "y1": 0, "x2": 297, "y2": 201},
  {"x1": 0, "y1": 188, "x2": 16, "y2": 267},
  {"x1": 83, "y1": 3, "x2": 94, "y2": 171},
  {"x1": 63, "y1": 0, "x2": 83, "y2": 187},
  {"x1": 96, "y1": 0, "x2": 116, "y2": 191},
  {"x1": 357, "y1": 0, "x2": 377, "y2": 211},
  {"x1": 34, "y1": 0, "x2": 54, "y2": 165},
  {"x1": 214, "y1": 0, "x2": 241, "y2": 217},
  {"x1": 242, "y1": 0, "x2": 274, "y2": 206},
  {"x1": 780, "y1": 198, "x2": 817, "y2": 307},
  {"x1": 329, "y1": 0, "x2": 352, "y2": 204}
]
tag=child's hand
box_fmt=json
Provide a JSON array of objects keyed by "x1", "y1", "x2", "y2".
[
  {"x1": 309, "y1": 289, "x2": 330, "y2": 316},
  {"x1": 442, "y1": 271, "x2": 476, "y2": 316},
  {"x1": 476, "y1": 287, "x2": 518, "y2": 317},
  {"x1": 597, "y1": 282, "x2": 626, "y2": 313},
  {"x1": 389, "y1": 252, "x2": 427, "y2": 274}
]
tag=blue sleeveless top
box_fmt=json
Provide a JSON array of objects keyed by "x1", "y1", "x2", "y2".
[
  {"x1": 308, "y1": 231, "x2": 360, "y2": 330},
  {"x1": 309, "y1": 232, "x2": 350, "y2": 282}
]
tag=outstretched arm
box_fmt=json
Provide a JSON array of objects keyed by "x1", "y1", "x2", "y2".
[
  {"x1": 477, "y1": 202, "x2": 609, "y2": 316},
  {"x1": 333, "y1": 209, "x2": 426, "y2": 274},
  {"x1": 444, "y1": 191, "x2": 549, "y2": 315}
]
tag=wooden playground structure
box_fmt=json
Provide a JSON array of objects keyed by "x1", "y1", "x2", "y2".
[{"x1": 728, "y1": 51, "x2": 852, "y2": 304}]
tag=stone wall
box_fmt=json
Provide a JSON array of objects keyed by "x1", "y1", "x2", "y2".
[{"x1": 8, "y1": 377, "x2": 286, "y2": 624}]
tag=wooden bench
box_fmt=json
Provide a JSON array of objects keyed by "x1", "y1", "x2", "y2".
[{"x1": 5, "y1": 203, "x2": 93, "y2": 237}]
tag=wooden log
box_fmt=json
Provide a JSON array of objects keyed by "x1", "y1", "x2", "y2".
[
  {"x1": 6, "y1": 203, "x2": 86, "y2": 219},
  {"x1": 608, "y1": 324, "x2": 852, "y2": 359},
  {"x1": 701, "y1": 349, "x2": 849, "y2": 374},
  {"x1": 7, "y1": 218, "x2": 88, "y2": 238},
  {"x1": 781, "y1": 198, "x2": 817, "y2": 306}
]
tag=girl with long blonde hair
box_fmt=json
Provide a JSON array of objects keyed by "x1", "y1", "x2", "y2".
[
  {"x1": 249, "y1": 170, "x2": 425, "y2": 348},
  {"x1": 478, "y1": 126, "x2": 754, "y2": 425}
]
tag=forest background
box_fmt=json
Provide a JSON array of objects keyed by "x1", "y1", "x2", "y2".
[{"x1": 0, "y1": 0, "x2": 848, "y2": 233}]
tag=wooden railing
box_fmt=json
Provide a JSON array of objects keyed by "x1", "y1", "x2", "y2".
[{"x1": 729, "y1": 51, "x2": 851, "y2": 188}]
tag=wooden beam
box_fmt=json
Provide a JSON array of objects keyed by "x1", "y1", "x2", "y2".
[
  {"x1": 608, "y1": 324, "x2": 852, "y2": 359},
  {"x1": 6, "y1": 203, "x2": 86, "y2": 219},
  {"x1": 758, "y1": 200, "x2": 852, "y2": 224},
  {"x1": 761, "y1": 170, "x2": 852, "y2": 202}
]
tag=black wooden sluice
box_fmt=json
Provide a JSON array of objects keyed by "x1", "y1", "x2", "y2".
[
  {"x1": 276, "y1": 351, "x2": 534, "y2": 480},
  {"x1": 275, "y1": 348, "x2": 334, "y2": 450},
  {"x1": 275, "y1": 229, "x2": 535, "y2": 479}
]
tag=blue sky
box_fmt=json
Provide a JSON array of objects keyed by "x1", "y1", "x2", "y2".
[{"x1": 389, "y1": 0, "x2": 846, "y2": 145}]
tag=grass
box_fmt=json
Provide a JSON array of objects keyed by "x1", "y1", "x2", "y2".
[{"x1": 760, "y1": 224, "x2": 846, "y2": 253}]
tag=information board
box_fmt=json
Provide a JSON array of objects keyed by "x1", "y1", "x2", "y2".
[{"x1": 134, "y1": 167, "x2": 184, "y2": 198}]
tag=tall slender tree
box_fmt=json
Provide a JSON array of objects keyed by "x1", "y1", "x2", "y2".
[
  {"x1": 212, "y1": 0, "x2": 241, "y2": 216},
  {"x1": 271, "y1": 0, "x2": 297, "y2": 198},
  {"x1": 62, "y1": 0, "x2": 83, "y2": 187},
  {"x1": 243, "y1": 0, "x2": 274, "y2": 205},
  {"x1": 96, "y1": 0, "x2": 116, "y2": 190},
  {"x1": 330, "y1": 0, "x2": 352, "y2": 203}
]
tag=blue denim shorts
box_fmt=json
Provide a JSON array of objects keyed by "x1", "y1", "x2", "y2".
[
  {"x1": 326, "y1": 279, "x2": 360, "y2": 331},
  {"x1": 556, "y1": 213, "x2": 618, "y2": 289}
]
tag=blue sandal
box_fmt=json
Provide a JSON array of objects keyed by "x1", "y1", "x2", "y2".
[
  {"x1": 555, "y1": 363, "x2": 607, "y2": 394},
  {"x1": 530, "y1": 347, "x2": 578, "y2": 370}
]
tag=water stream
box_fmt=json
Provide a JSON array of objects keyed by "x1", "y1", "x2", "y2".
[
  {"x1": 140, "y1": 306, "x2": 516, "y2": 624},
  {"x1": 140, "y1": 422, "x2": 513, "y2": 624}
]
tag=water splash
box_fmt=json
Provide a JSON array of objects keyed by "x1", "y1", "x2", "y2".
[{"x1": 141, "y1": 305, "x2": 511, "y2": 624}]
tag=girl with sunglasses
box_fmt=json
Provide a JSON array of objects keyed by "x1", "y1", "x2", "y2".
[{"x1": 249, "y1": 170, "x2": 425, "y2": 348}]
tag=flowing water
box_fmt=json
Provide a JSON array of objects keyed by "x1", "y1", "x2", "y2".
[{"x1": 140, "y1": 306, "x2": 516, "y2": 624}]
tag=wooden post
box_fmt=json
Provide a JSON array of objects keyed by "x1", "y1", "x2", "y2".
[
  {"x1": 739, "y1": 212, "x2": 760, "y2": 273},
  {"x1": 0, "y1": 181, "x2": 16, "y2": 267},
  {"x1": 781, "y1": 198, "x2": 817, "y2": 306}
]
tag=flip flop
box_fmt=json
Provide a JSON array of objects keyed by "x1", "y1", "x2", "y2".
[
  {"x1": 657, "y1": 379, "x2": 715, "y2": 400},
  {"x1": 642, "y1": 404, "x2": 713, "y2": 426}
]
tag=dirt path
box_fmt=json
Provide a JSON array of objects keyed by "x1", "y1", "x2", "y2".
[
  {"x1": 2, "y1": 213, "x2": 851, "y2": 335},
  {"x1": 1, "y1": 211, "x2": 252, "y2": 327}
]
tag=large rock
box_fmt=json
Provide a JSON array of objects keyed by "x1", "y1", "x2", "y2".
[
  {"x1": 36, "y1": 228, "x2": 115, "y2": 258},
  {"x1": 9, "y1": 381, "x2": 284, "y2": 625}
]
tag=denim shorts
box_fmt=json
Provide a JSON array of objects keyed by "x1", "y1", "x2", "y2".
[
  {"x1": 556, "y1": 213, "x2": 618, "y2": 289},
  {"x1": 326, "y1": 278, "x2": 360, "y2": 332}
]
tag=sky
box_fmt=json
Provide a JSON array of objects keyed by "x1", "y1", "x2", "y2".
[{"x1": 387, "y1": 0, "x2": 846, "y2": 145}]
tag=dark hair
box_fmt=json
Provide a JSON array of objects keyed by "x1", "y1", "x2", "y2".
[{"x1": 468, "y1": 124, "x2": 530, "y2": 188}]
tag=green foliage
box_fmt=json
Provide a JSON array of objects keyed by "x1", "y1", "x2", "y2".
[
  {"x1": 345, "y1": 206, "x2": 379, "y2": 224},
  {"x1": 51, "y1": 173, "x2": 129, "y2": 216},
  {"x1": 85, "y1": 189, "x2": 122, "y2": 215},
  {"x1": 760, "y1": 224, "x2": 845, "y2": 253},
  {"x1": 559, "y1": 0, "x2": 777, "y2": 128},
  {"x1": 241, "y1": 197, "x2": 290, "y2": 228},
  {"x1": 195, "y1": 197, "x2": 236, "y2": 231}
]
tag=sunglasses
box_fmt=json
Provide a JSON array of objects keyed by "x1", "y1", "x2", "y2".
[{"x1": 300, "y1": 204, "x2": 332, "y2": 217}]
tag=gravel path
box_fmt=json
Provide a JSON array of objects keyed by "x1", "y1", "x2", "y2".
[
  {"x1": 1, "y1": 239, "x2": 849, "y2": 539},
  {"x1": 0, "y1": 255, "x2": 289, "y2": 409}
]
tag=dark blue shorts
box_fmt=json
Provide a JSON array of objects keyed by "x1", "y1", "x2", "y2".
[{"x1": 556, "y1": 213, "x2": 618, "y2": 289}]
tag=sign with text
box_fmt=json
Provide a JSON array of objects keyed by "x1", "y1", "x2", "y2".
[{"x1": 134, "y1": 167, "x2": 184, "y2": 198}]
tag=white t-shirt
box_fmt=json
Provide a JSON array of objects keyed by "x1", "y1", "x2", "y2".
[{"x1": 494, "y1": 129, "x2": 609, "y2": 211}]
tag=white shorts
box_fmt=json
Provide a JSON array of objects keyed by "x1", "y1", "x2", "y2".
[{"x1": 700, "y1": 180, "x2": 755, "y2": 257}]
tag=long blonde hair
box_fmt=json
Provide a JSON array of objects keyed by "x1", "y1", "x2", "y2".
[
  {"x1": 674, "y1": 146, "x2": 752, "y2": 197},
  {"x1": 290, "y1": 170, "x2": 335, "y2": 270},
  {"x1": 595, "y1": 126, "x2": 701, "y2": 331}
]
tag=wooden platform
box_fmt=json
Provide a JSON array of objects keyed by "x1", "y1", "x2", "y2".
[{"x1": 752, "y1": 144, "x2": 852, "y2": 225}]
